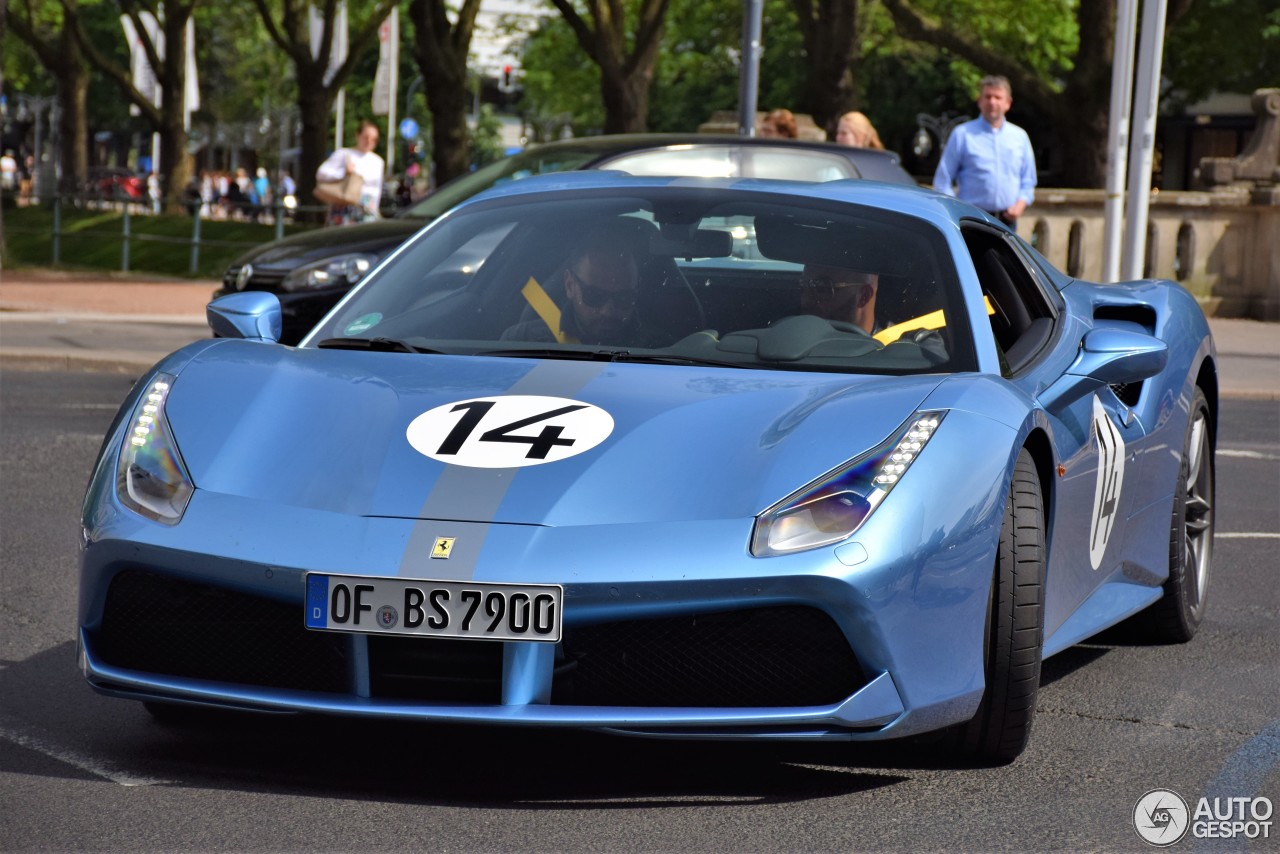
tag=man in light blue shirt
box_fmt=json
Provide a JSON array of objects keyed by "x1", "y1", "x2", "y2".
[{"x1": 933, "y1": 75, "x2": 1037, "y2": 226}]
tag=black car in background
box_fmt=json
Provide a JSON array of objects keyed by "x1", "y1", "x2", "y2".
[{"x1": 218, "y1": 134, "x2": 916, "y2": 344}]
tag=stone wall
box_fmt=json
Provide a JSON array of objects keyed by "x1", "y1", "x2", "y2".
[{"x1": 1018, "y1": 188, "x2": 1279, "y2": 321}]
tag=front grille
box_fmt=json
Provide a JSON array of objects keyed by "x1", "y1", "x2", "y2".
[
  {"x1": 95, "y1": 570, "x2": 349, "y2": 693},
  {"x1": 552, "y1": 606, "x2": 865, "y2": 708},
  {"x1": 223, "y1": 266, "x2": 289, "y2": 293},
  {"x1": 95, "y1": 574, "x2": 866, "y2": 711},
  {"x1": 368, "y1": 636, "x2": 503, "y2": 702}
]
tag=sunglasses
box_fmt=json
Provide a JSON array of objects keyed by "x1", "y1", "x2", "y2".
[{"x1": 569, "y1": 268, "x2": 638, "y2": 309}]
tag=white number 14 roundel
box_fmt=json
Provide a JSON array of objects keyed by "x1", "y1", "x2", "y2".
[{"x1": 406, "y1": 395, "x2": 615, "y2": 468}]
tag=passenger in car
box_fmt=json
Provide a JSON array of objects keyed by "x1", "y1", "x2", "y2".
[{"x1": 799, "y1": 262, "x2": 880, "y2": 333}]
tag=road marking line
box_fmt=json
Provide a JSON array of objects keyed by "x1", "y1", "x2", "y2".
[
  {"x1": 1218, "y1": 449, "x2": 1280, "y2": 461},
  {"x1": 1216, "y1": 533, "x2": 1280, "y2": 539},
  {"x1": 0, "y1": 719, "x2": 169, "y2": 787}
]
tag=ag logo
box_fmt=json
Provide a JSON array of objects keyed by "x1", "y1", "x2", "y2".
[
  {"x1": 1089, "y1": 395, "x2": 1126, "y2": 570},
  {"x1": 407, "y1": 395, "x2": 614, "y2": 468},
  {"x1": 1134, "y1": 789, "x2": 1190, "y2": 846}
]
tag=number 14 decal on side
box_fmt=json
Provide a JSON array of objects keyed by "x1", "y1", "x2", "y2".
[{"x1": 406, "y1": 395, "x2": 616, "y2": 468}]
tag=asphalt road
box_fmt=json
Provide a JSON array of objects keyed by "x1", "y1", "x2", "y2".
[{"x1": 0, "y1": 366, "x2": 1276, "y2": 853}]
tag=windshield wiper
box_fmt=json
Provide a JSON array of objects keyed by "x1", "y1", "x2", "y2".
[
  {"x1": 316, "y1": 337, "x2": 444, "y2": 354},
  {"x1": 476, "y1": 348, "x2": 747, "y2": 369},
  {"x1": 475, "y1": 347, "x2": 621, "y2": 362}
]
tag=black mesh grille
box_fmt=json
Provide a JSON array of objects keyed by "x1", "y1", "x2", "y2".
[
  {"x1": 1110, "y1": 381, "x2": 1143, "y2": 407},
  {"x1": 95, "y1": 570, "x2": 349, "y2": 693},
  {"x1": 552, "y1": 606, "x2": 864, "y2": 708},
  {"x1": 368, "y1": 636, "x2": 504, "y2": 702}
]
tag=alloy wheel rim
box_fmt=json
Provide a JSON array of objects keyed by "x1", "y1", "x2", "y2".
[{"x1": 1183, "y1": 411, "x2": 1213, "y2": 609}]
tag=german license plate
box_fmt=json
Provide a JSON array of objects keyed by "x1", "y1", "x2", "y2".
[{"x1": 304, "y1": 574, "x2": 562, "y2": 642}]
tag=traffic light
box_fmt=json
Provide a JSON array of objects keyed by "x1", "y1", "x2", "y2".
[{"x1": 500, "y1": 65, "x2": 514, "y2": 92}]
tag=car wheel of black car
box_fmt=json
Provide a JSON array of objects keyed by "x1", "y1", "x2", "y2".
[
  {"x1": 956, "y1": 448, "x2": 1045, "y2": 764},
  {"x1": 1135, "y1": 387, "x2": 1214, "y2": 643}
]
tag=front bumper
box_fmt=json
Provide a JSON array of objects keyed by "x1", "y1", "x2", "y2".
[{"x1": 79, "y1": 485, "x2": 998, "y2": 741}]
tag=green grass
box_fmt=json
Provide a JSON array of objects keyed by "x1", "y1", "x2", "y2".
[{"x1": 1, "y1": 202, "x2": 320, "y2": 279}]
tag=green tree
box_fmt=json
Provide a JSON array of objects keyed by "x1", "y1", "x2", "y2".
[
  {"x1": 407, "y1": 0, "x2": 481, "y2": 186},
  {"x1": 879, "y1": 0, "x2": 1199, "y2": 188},
  {"x1": 249, "y1": 0, "x2": 397, "y2": 218},
  {"x1": 521, "y1": 0, "x2": 805, "y2": 136},
  {"x1": 67, "y1": 0, "x2": 204, "y2": 208},
  {"x1": 547, "y1": 0, "x2": 673, "y2": 133},
  {"x1": 1163, "y1": 0, "x2": 1280, "y2": 107},
  {"x1": 7, "y1": 0, "x2": 93, "y2": 195},
  {"x1": 788, "y1": 0, "x2": 863, "y2": 133},
  {"x1": 520, "y1": 13, "x2": 603, "y2": 137},
  {"x1": 471, "y1": 102, "x2": 506, "y2": 167}
]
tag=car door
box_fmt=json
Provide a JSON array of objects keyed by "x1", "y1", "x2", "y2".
[{"x1": 961, "y1": 223, "x2": 1149, "y2": 637}]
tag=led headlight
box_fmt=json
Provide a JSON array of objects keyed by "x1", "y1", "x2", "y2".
[
  {"x1": 281, "y1": 253, "x2": 378, "y2": 292},
  {"x1": 751, "y1": 411, "x2": 946, "y2": 556},
  {"x1": 115, "y1": 373, "x2": 193, "y2": 525}
]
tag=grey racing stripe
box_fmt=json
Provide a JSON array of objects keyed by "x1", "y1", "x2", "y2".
[{"x1": 397, "y1": 360, "x2": 607, "y2": 579}]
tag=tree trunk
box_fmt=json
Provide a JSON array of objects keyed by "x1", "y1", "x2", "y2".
[
  {"x1": 548, "y1": 0, "x2": 670, "y2": 136},
  {"x1": 599, "y1": 73, "x2": 649, "y2": 134},
  {"x1": 792, "y1": 0, "x2": 860, "y2": 132},
  {"x1": 297, "y1": 91, "x2": 336, "y2": 223},
  {"x1": 425, "y1": 77, "x2": 471, "y2": 186},
  {"x1": 56, "y1": 28, "x2": 91, "y2": 198},
  {"x1": 408, "y1": 0, "x2": 482, "y2": 189}
]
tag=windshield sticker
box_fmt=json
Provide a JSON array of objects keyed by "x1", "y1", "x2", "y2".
[
  {"x1": 344, "y1": 313, "x2": 383, "y2": 336},
  {"x1": 407, "y1": 395, "x2": 615, "y2": 468},
  {"x1": 1089, "y1": 395, "x2": 1126, "y2": 570}
]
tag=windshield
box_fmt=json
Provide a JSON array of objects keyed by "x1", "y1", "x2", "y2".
[{"x1": 314, "y1": 187, "x2": 975, "y2": 375}]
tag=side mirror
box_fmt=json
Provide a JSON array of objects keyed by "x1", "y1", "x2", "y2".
[
  {"x1": 207, "y1": 292, "x2": 283, "y2": 343},
  {"x1": 1040, "y1": 327, "x2": 1168, "y2": 411}
]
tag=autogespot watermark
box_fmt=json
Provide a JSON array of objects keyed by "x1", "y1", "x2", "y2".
[{"x1": 1133, "y1": 789, "x2": 1274, "y2": 846}]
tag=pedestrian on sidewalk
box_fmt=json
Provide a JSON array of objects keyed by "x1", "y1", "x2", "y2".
[{"x1": 932, "y1": 75, "x2": 1037, "y2": 227}]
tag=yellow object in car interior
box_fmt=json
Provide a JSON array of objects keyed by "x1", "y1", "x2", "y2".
[
  {"x1": 874, "y1": 297, "x2": 997, "y2": 345},
  {"x1": 520, "y1": 277, "x2": 578, "y2": 344}
]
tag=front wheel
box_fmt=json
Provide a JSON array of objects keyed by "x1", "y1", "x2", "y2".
[
  {"x1": 956, "y1": 448, "x2": 1046, "y2": 764},
  {"x1": 1136, "y1": 387, "x2": 1214, "y2": 642}
]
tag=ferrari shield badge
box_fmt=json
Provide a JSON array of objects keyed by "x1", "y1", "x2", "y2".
[
  {"x1": 1088, "y1": 395, "x2": 1126, "y2": 570},
  {"x1": 407, "y1": 395, "x2": 615, "y2": 468},
  {"x1": 431, "y1": 537, "x2": 455, "y2": 559}
]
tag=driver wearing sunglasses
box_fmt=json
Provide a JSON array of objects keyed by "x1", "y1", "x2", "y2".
[
  {"x1": 561, "y1": 248, "x2": 641, "y2": 345},
  {"x1": 799, "y1": 262, "x2": 880, "y2": 333},
  {"x1": 504, "y1": 227, "x2": 654, "y2": 346}
]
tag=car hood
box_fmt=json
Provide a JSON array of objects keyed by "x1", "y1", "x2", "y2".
[
  {"x1": 164, "y1": 342, "x2": 944, "y2": 525},
  {"x1": 234, "y1": 218, "x2": 424, "y2": 269}
]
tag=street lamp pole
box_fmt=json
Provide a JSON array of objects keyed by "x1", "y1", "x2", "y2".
[
  {"x1": 738, "y1": 0, "x2": 763, "y2": 136},
  {"x1": 20, "y1": 95, "x2": 58, "y2": 201}
]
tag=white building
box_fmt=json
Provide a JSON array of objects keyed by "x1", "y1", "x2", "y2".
[{"x1": 469, "y1": 0, "x2": 548, "y2": 81}]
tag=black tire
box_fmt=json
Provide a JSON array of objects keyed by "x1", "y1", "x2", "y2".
[
  {"x1": 1136, "y1": 387, "x2": 1214, "y2": 642},
  {"x1": 957, "y1": 448, "x2": 1046, "y2": 764}
]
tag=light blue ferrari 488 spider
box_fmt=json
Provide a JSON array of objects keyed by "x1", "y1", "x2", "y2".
[{"x1": 79, "y1": 174, "x2": 1216, "y2": 763}]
